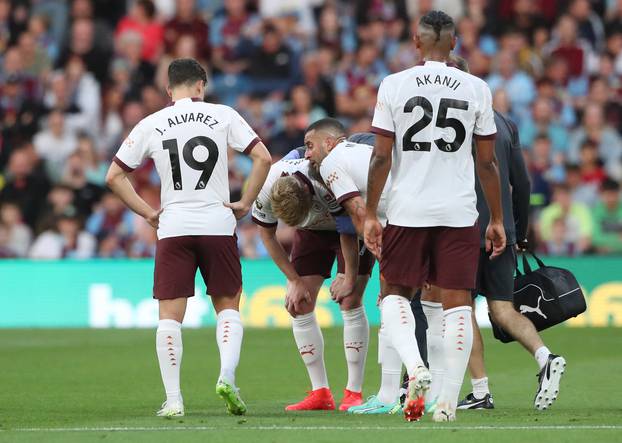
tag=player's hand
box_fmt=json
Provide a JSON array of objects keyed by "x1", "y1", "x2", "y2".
[
  {"x1": 285, "y1": 278, "x2": 312, "y2": 317},
  {"x1": 485, "y1": 221, "x2": 506, "y2": 259},
  {"x1": 363, "y1": 216, "x2": 383, "y2": 259},
  {"x1": 516, "y1": 239, "x2": 529, "y2": 252},
  {"x1": 224, "y1": 201, "x2": 251, "y2": 220},
  {"x1": 330, "y1": 273, "x2": 355, "y2": 304},
  {"x1": 145, "y1": 208, "x2": 163, "y2": 229}
]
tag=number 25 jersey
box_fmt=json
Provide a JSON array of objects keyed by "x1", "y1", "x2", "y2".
[
  {"x1": 371, "y1": 61, "x2": 496, "y2": 228},
  {"x1": 113, "y1": 97, "x2": 261, "y2": 239}
]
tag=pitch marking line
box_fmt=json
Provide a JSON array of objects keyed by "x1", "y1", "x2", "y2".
[{"x1": 5, "y1": 425, "x2": 621, "y2": 432}]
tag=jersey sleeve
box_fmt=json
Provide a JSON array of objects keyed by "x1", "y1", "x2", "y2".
[
  {"x1": 370, "y1": 79, "x2": 395, "y2": 138},
  {"x1": 113, "y1": 122, "x2": 150, "y2": 172},
  {"x1": 320, "y1": 153, "x2": 360, "y2": 205},
  {"x1": 251, "y1": 186, "x2": 278, "y2": 228},
  {"x1": 474, "y1": 83, "x2": 497, "y2": 138},
  {"x1": 227, "y1": 107, "x2": 261, "y2": 154}
]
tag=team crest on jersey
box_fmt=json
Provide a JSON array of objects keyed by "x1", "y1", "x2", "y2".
[
  {"x1": 123, "y1": 137, "x2": 135, "y2": 148},
  {"x1": 255, "y1": 200, "x2": 263, "y2": 210}
]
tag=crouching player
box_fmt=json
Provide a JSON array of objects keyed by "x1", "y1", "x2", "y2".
[
  {"x1": 252, "y1": 154, "x2": 372, "y2": 411},
  {"x1": 303, "y1": 119, "x2": 430, "y2": 414}
]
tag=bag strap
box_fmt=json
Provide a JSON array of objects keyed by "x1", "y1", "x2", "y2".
[{"x1": 518, "y1": 251, "x2": 547, "y2": 275}]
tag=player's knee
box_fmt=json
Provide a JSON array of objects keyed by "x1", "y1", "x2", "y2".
[{"x1": 489, "y1": 301, "x2": 515, "y2": 326}]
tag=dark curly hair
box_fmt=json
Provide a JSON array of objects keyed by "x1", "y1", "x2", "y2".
[{"x1": 419, "y1": 10, "x2": 455, "y2": 42}]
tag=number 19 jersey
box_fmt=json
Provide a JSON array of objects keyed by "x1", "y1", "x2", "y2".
[
  {"x1": 371, "y1": 61, "x2": 496, "y2": 228},
  {"x1": 113, "y1": 97, "x2": 260, "y2": 239}
]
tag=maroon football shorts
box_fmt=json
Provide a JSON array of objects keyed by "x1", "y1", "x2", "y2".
[
  {"x1": 153, "y1": 235, "x2": 242, "y2": 300},
  {"x1": 290, "y1": 229, "x2": 374, "y2": 278},
  {"x1": 380, "y1": 223, "x2": 480, "y2": 290}
]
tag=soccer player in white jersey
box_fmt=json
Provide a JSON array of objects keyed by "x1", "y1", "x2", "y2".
[
  {"x1": 252, "y1": 144, "x2": 373, "y2": 412},
  {"x1": 304, "y1": 125, "x2": 416, "y2": 415},
  {"x1": 105, "y1": 59, "x2": 271, "y2": 417},
  {"x1": 365, "y1": 11, "x2": 506, "y2": 422}
]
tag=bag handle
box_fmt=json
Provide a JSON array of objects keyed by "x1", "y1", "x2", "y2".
[{"x1": 517, "y1": 250, "x2": 547, "y2": 275}]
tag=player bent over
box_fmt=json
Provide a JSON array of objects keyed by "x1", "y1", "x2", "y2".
[
  {"x1": 106, "y1": 58, "x2": 271, "y2": 417},
  {"x1": 365, "y1": 11, "x2": 505, "y2": 422},
  {"x1": 252, "y1": 154, "x2": 372, "y2": 411},
  {"x1": 303, "y1": 122, "x2": 430, "y2": 414}
]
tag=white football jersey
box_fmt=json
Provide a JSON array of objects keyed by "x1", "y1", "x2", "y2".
[
  {"x1": 114, "y1": 97, "x2": 260, "y2": 239},
  {"x1": 320, "y1": 140, "x2": 390, "y2": 225},
  {"x1": 371, "y1": 60, "x2": 497, "y2": 227},
  {"x1": 252, "y1": 158, "x2": 341, "y2": 230}
]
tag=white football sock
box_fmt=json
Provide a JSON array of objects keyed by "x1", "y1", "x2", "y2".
[
  {"x1": 534, "y1": 346, "x2": 551, "y2": 370},
  {"x1": 382, "y1": 295, "x2": 425, "y2": 376},
  {"x1": 216, "y1": 309, "x2": 243, "y2": 386},
  {"x1": 376, "y1": 312, "x2": 402, "y2": 404},
  {"x1": 437, "y1": 306, "x2": 473, "y2": 410},
  {"x1": 422, "y1": 301, "x2": 444, "y2": 403},
  {"x1": 471, "y1": 377, "x2": 490, "y2": 399},
  {"x1": 292, "y1": 312, "x2": 329, "y2": 390},
  {"x1": 342, "y1": 306, "x2": 369, "y2": 393},
  {"x1": 156, "y1": 319, "x2": 183, "y2": 403}
]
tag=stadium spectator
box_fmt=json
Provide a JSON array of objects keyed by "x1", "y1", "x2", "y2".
[
  {"x1": 29, "y1": 208, "x2": 96, "y2": 259},
  {"x1": 543, "y1": 14, "x2": 596, "y2": 79},
  {"x1": 0, "y1": 202, "x2": 31, "y2": 257},
  {"x1": 36, "y1": 183, "x2": 76, "y2": 232},
  {"x1": 59, "y1": 152, "x2": 104, "y2": 217},
  {"x1": 86, "y1": 191, "x2": 134, "y2": 243},
  {"x1": 68, "y1": 0, "x2": 114, "y2": 55},
  {"x1": 115, "y1": 0, "x2": 163, "y2": 63},
  {"x1": 568, "y1": 0, "x2": 605, "y2": 51},
  {"x1": 566, "y1": 163, "x2": 599, "y2": 207},
  {"x1": 540, "y1": 216, "x2": 580, "y2": 256},
  {"x1": 247, "y1": 21, "x2": 297, "y2": 95},
  {"x1": 568, "y1": 103, "x2": 622, "y2": 179},
  {"x1": 578, "y1": 140, "x2": 607, "y2": 186},
  {"x1": 112, "y1": 31, "x2": 156, "y2": 101},
  {"x1": 268, "y1": 106, "x2": 305, "y2": 159},
  {"x1": 519, "y1": 97, "x2": 569, "y2": 151},
  {"x1": 591, "y1": 178, "x2": 622, "y2": 254},
  {"x1": 210, "y1": 0, "x2": 261, "y2": 105},
  {"x1": 0, "y1": 147, "x2": 50, "y2": 228},
  {"x1": 17, "y1": 31, "x2": 51, "y2": 77},
  {"x1": 538, "y1": 184, "x2": 593, "y2": 254},
  {"x1": 487, "y1": 50, "x2": 536, "y2": 122},
  {"x1": 75, "y1": 133, "x2": 107, "y2": 186},
  {"x1": 56, "y1": 18, "x2": 110, "y2": 84},
  {"x1": 300, "y1": 51, "x2": 335, "y2": 116},
  {"x1": 334, "y1": 43, "x2": 388, "y2": 118},
  {"x1": 163, "y1": 0, "x2": 209, "y2": 60},
  {"x1": 289, "y1": 84, "x2": 327, "y2": 130},
  {"x1": 33, "y1": 109, "x2": 77, "y2": 182}
]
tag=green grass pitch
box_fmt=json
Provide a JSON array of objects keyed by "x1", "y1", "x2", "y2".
[{"x1": 1, "y1": 327, "x2": 621, "y2": 442}]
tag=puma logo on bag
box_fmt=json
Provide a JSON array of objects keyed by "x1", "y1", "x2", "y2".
[{"x1": 519, "y1": 296, "x2": 547, "y2": 319}]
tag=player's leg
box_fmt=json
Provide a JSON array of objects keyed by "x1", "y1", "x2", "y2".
[
  {"x1": 459, "y1": 250, "x2": 494, "y2": 410},
  {"x1": 286, "y1": 230, "x2": 338, "y2": 411},
  {"x1": 199, "y1": 235, "x2": 247, "y2": 415},
  {"x1": 348, "y1": 297, "x2": 402, "y2": 414},
  {"x1": 287, "y1": 274, "x2": 336, "y2": 410},
  {"x1": 458, "y1": 310, "x2": 494, "y2": 409},
  {"x1": 335, "y1": 247, "x2": 372, "y2": 410},
  {"x1": 153, "y1": 237, "x2": 197, "y2": 417},
  {"x1": 420, "y1": 285, "x2": 443, "y2": 407},
  {"x1": 430, "y1": 225, "x2": 480, "y2": 422},
  {"x1": 379, "y1": 225, "x2": 431, "y2": 421}
]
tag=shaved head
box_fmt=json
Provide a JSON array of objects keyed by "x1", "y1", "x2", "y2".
[{"x1": 416, "y1": 10, "x2": 456, "y2": 58}]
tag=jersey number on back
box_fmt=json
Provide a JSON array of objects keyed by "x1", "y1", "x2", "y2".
[
  {"x1": 402, "y1": 97, "x2": 469, "y2": 153},
  {"x1": 162, "y1": 136, "x2": 219, "y2": 190}
]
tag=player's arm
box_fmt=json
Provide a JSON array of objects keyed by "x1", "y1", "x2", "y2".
[
  {"x1": 106, "y1": 124, "x2": 160, "y2": 228},
  {"x1": 257, "y1": 224, "x2": 311, "y2": 315},
  {"x1": 341, "y1": 195, "x2": 367, "y2": 237},
  {"x1": 365, "y1": 133, "x2": 393, "y2": 258},
  {"x1": 475, "y1": 84, "x2": 506, "y2": 258},
  {"x1": 226, "y1": 141, "x2": 271, "y2": 219},
  {"x1": 507, "y1": 120, "x2": 531, "y2": 250},
  {"x1": 475, "y1": 137, "x2": 506, "y2": 258},
  {"x1": 105, "y1": 162, "x2": 161, "y2": 228},
  {"x1": 331, "y1": 233, "x2": 358, "y2": 303}
]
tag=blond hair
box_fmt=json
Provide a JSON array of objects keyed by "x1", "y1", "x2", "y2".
[{"x1": 270, "y1": 176, "x2": 312, "y2": 227}]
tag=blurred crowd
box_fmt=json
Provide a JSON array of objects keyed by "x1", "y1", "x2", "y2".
[{"x1": 0, "y1": 0, "x2": 621, "y2": 259}]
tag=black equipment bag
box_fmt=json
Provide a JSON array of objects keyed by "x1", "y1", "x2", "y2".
[{"x1": 490, "y1": 252, "x2": 587, "y2": 343}]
